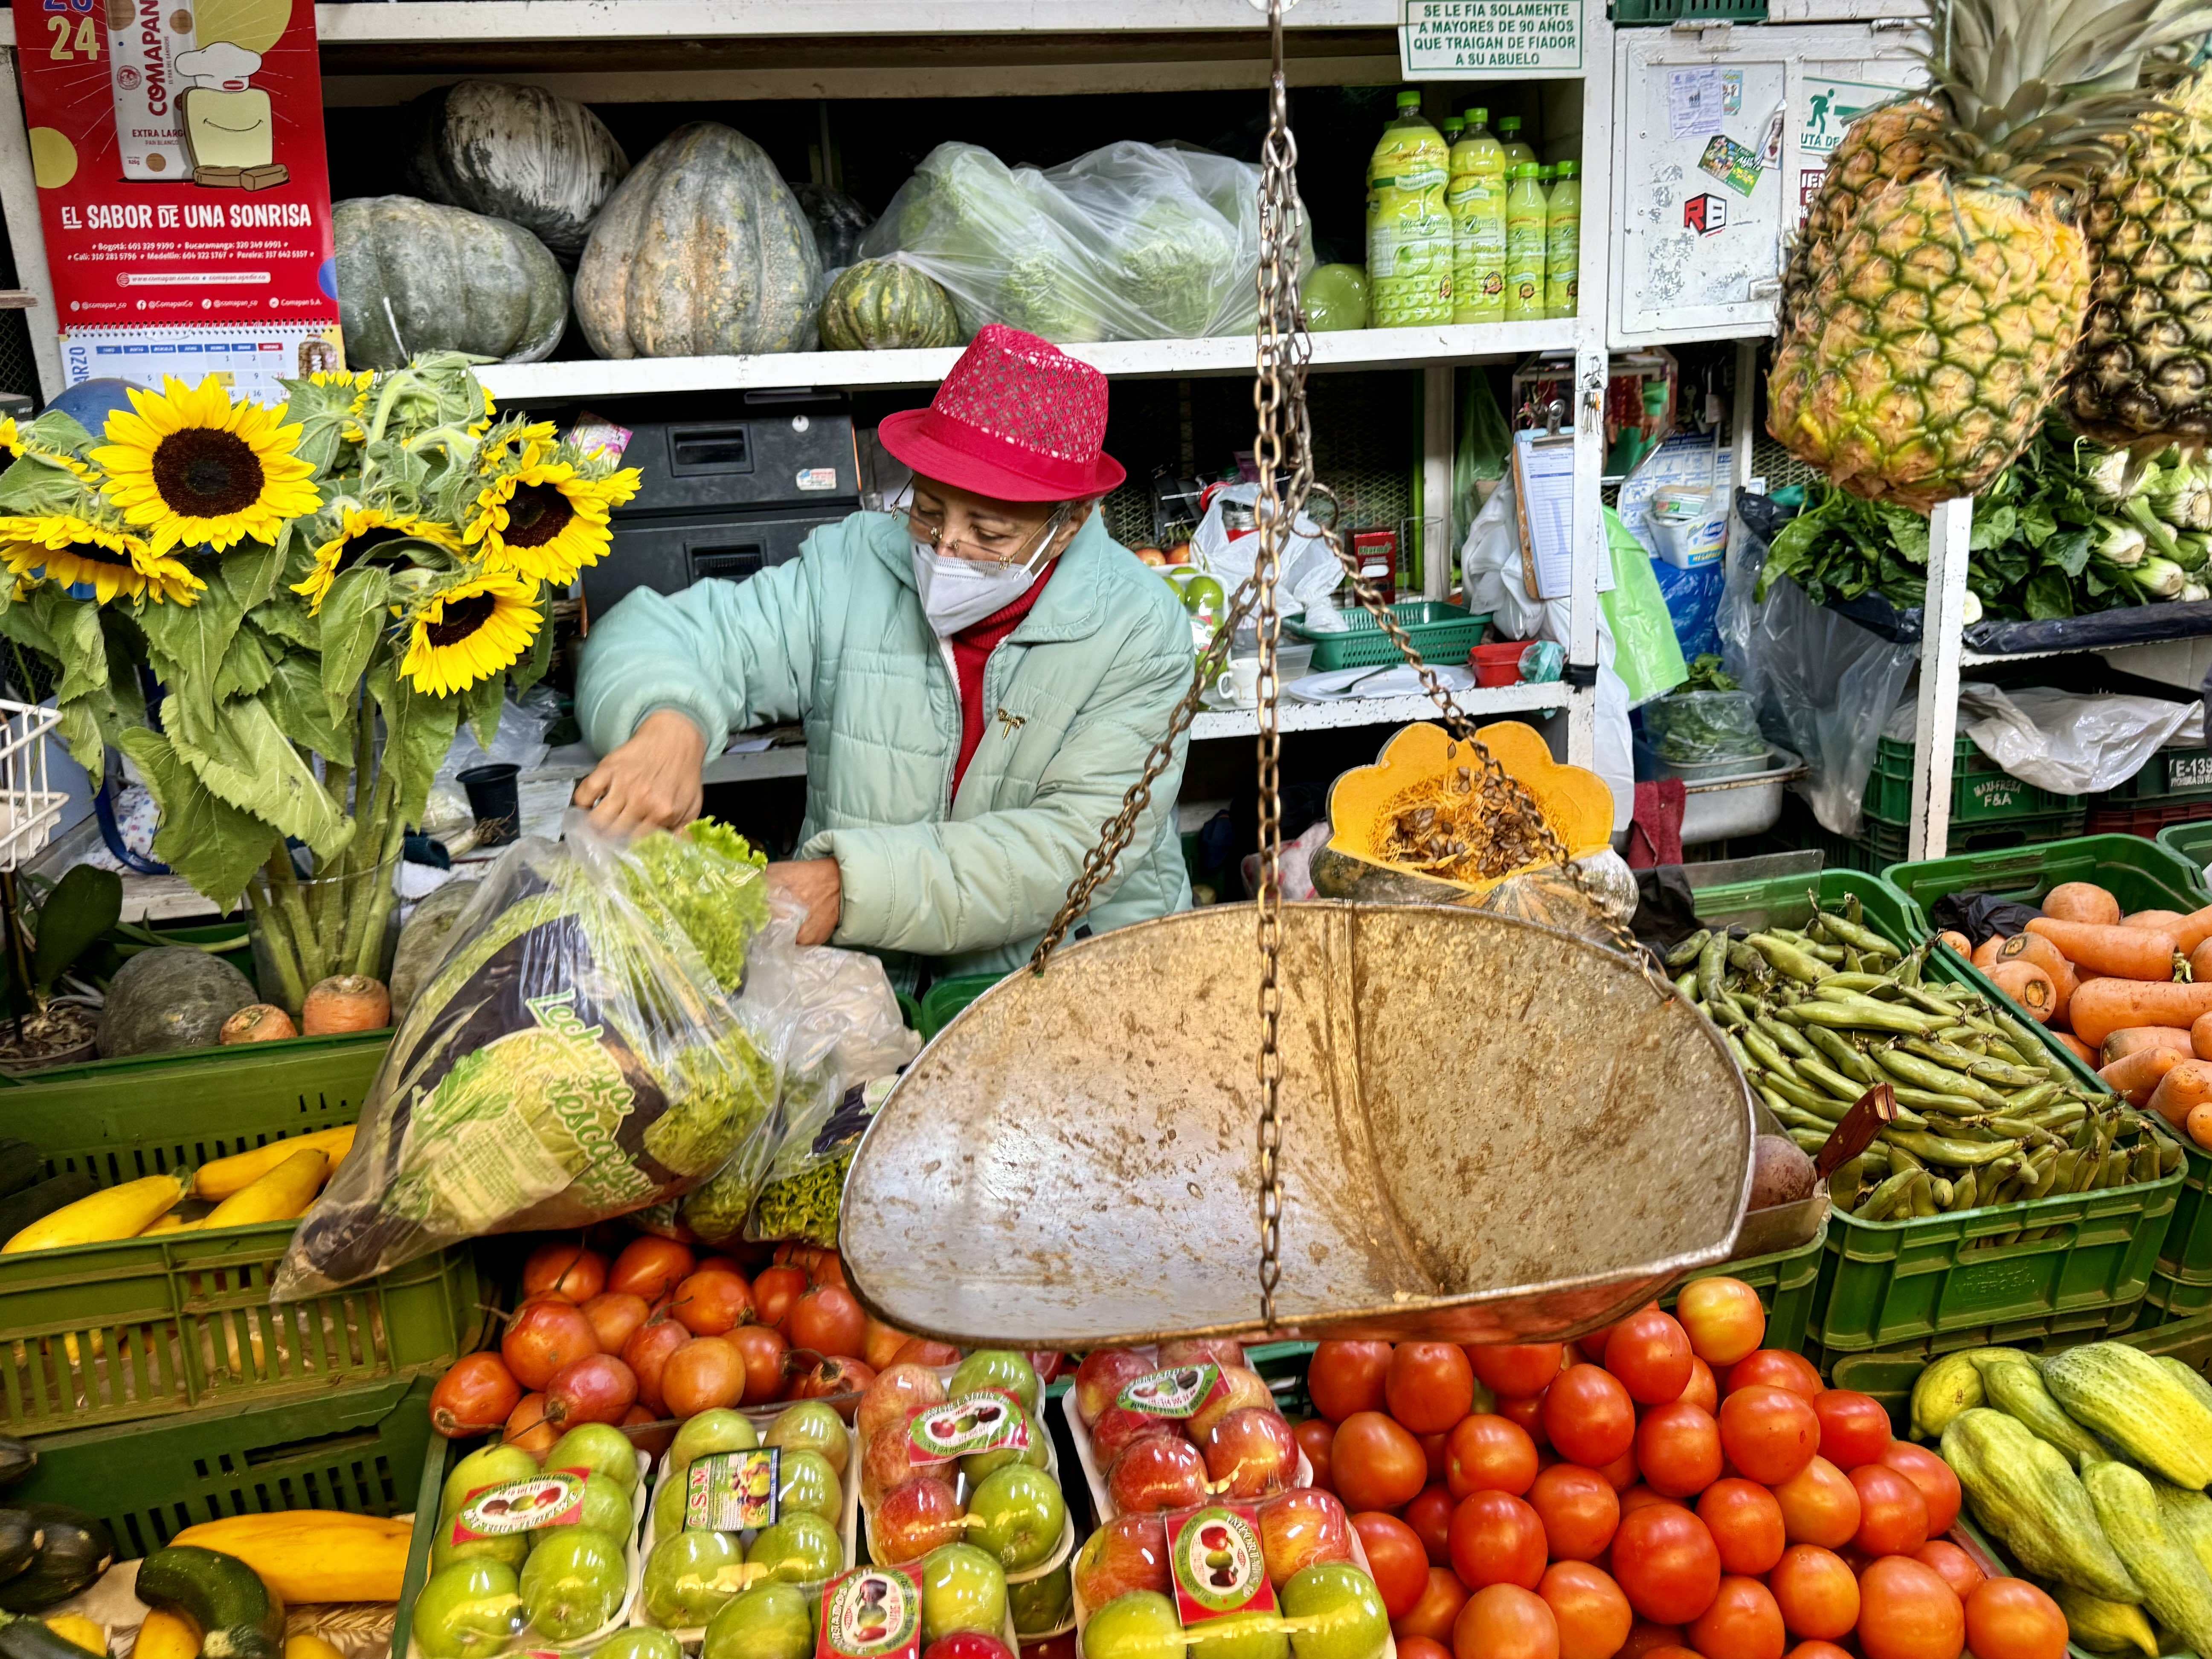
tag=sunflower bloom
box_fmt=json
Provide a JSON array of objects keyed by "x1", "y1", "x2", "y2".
[
  {"x1": 293, "y1": 506, "x2": 460, "y2": 613},
  {"x1": 91, "y1": 376, "x2": 321, "y2": 554},
  {"x1": 401, "y1": 572, "x2": 542, "y2": 696},
  {"x1": 0, "y1": 513, "x2": 202, "y2": 606},
  {"x1": 310, "y1": 368, "x2": 375, "y2": 443},
  {"x1": 466, "y1": 457, "x2": 640, "y2": 584},
  {"x1": 0, "y1": 418, "x2": 19, "y2": 460}
]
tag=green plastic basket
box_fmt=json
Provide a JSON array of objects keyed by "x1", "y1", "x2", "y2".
[
  {"x1": 2097, "y1": 745, "x2": 2212, "y2": 806},
  {"x1": 1689, "y1": 868, "x2": 2182, "y2": 1354},
  {"x1": 1660, "y1": 1218, "x2": 1829, "y2": 1356},
  {"x1": 1804, "y1": 811, "x2": 2090, "y2": 876},
  {"x1": 1866, "y1": 734, "x2": 2083, "y2": 829},
  {"x1": 1812, "y1": 1303, "x2": 2148, "y2": 1429},
  {"x1": 917, "y1": 972, "x2": 1004, "y2": 1041},
  {"x1": 2157, "y1": 819, "x2": 2212, "y2": 895},
  {"x1": 1281, "y1": 600, "x2": 1490, "y2": 672},
  {"x1": 0, "y1": 1039, "x2": 480, "y2": 1436},
  {"x1": 1612, "y1": 0, "x2": 1765, "y2": 20},
  {"x1": 1882, "y1": 832, "x2": 2208, "y2": 936}
]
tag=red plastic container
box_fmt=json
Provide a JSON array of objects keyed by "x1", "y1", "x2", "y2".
[{"x1": 1469, "y1": 641, "x2": 1526, "y2": 687}]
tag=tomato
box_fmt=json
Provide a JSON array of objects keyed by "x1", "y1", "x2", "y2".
[
  {"x1": 1850, "y1": 1463, "x2": 1930, "y2": 1558},
  {"x1": 1501, "y1": 1392, "x2": 1551, "y2": 1449},
  {"x1": 1680, "y1": 1359, "x2": 1719, "y2": 1415},
  {"x1": 1637, "y1": 1402, "x2": 1723, "y2": 1500},
  {"x1": 1399, "y1": 1567, "x2": 1472, "y2": 1644},
  {"x1": 1471, "y1": 1343, "x2": 1568, "y2": 1399},
  {"x1": 1448, "y1": 1414, "x2": 1539, "y2": 1499},
  {"x1": 1295, "y1": 1418, "x2": 1337, "y2": 1492},
  {"x1": 1913, "y1": 1542, "x2": 1986, "y2": 1603},
  {"x1": 1596, "y1": 1445, "x2": 1640, "y2": 1492},
  {"x1": 1455, "y1": 1585, "x2": 1561, "y2": 1659},
  {"x1": 1545, "y1": 1366, "x2": 1638, "y2": 1468},
  {"x1": 1334, "y1": 1411, "x2": 1429, "y2": 1511},
  {"x1": 1718, "y1": 1386, "x2": 1819, "y2": 1485},
  {"x1": 1768, "y1": 1546, "x2": 1860, "y2": 1641},
  {"x1": 1401, "y1": 1640, "x2": 1455, "y2": 1659},
  {"x1": 1784, "y1": 1646, "x2": 1855, "y2": 1659},
  {"x1": 1964, "y1": 1578, "x2": 2067, "y2": 1659},
  {"x1": 1620, "y1": 1624, "x2": 1686, "y2": 1659},
  {"x1": 1772, "y1": 1456, "x2": 1861, "y2": 1549},
  {"x1": 1725, "y1": 1351, "x2": 1822, "y2": 1402},
  {"x1": 1390, "y1": 1343, "x2": 1479, "y2": 1434},
  {"x1": 1688, "y1": 1577, "x2": 1785, "y2": 1659},
  {"x1": 1608, "y1": 1310, "x2": 1696, "y2": 1406},
  {"x1": 787, "y1": 1284, "x2": 864, "y2": 1355},
  {"x1": 1675, "y1": 1281, "x2": 1765, "y2": 1368},
  {"x1": 1581, "y1": 1304, "x2": 1658, "y2": 1372},
  {"x1": 1541, "y1": 1562, "x2": 1633, "y2": 1659},
  {"x1": 1857, "y1": 1556, "x2": 1965, "y2": 1659},
  {"x1": 1353, "y1": 1512, "x2": 1431, "y2": 1621},
  {"x1": 1611, "y1": 1502, "x2": 1723, "y2": 1625},
  {"x1": 1694, "y1": 1479, "x2": 1784, "y2": 1576},
  {"x1": 1620, "y1": 1486, "x2": 1674, "y2": 1516},
  {"x1": 1878, "y1": 1442, "x2": 1962, "y2": 1535},
  {"x1": 1530, "y1": 1463, "x2": 1621, "y2": 1561},
  {"x1": 1310, "y1": 1340, "x2": 1394, "y2": 1423},
  {"x1": 1810, "y1": 1389, "x2": 1892, "y2": 1470},
  {"x1": 1450, "y1": 1491, "x2": 1549, "y2": 1592},
  {"x1": 1405, "y1": 1484, "x2": 1457, "y2": 1565},
  {"x1": 1422, "y1": 1432, "x2": 1451, "y2": 1485}
]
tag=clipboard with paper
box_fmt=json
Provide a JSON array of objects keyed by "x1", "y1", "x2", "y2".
[{"x1": 1511, "y1": 409, "x2": 1582, "y2": 601}]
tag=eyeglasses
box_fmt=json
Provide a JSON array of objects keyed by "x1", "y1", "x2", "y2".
[{"x1": 903, "y1": 494, "x2": 1071, "y2": 575}]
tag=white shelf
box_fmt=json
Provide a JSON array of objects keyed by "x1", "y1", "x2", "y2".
[
  {"x1": 477, "y1": 320, "x2": 1576, "y2": 403},
  {"x1": 1189, "y1": 682, "x2": 1570, "y2": 740},
  {"x1": 704, "y1": 745, "x2": 812, "y2": 783}
]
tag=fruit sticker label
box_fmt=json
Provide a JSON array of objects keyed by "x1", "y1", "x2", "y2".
[
  {"x1": 1117, "y1": 1362, "x2": 1225, "y2": 1420},
  {"x1": 450, "y1": 1470, "x2": 587, "y2": 1540},
  {"x1": 908, "y1": 1391, "x2": 1030, "y2": 1462},
  {"x1": 1167, "y1": 1505, "x2": 1276, "y2": 1621},
  {"x1": 1696, "y1": 134, "x2": 1762, "y2": 199},
  {"x1": 685, "y1": 1448, "x2": 780, "y2": 1532},
  {"x1": 818, "y1": 1565, "x2": 925, "y2": 1659}
]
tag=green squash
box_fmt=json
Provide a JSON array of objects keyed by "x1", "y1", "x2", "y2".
[
  {"x1": 334, "y1": 195, "x2": 568, "y2": 370},
  {"x1": 401, "y1": 80, "x2": 629, "y2": 262},
  {"x1": 95, "y1": 946, "x2": 254, "y2": 1058},
  {"x1": 575, "y1": 123, "x2": 820, "y2": 359},
  {"x1": 818, "y1": 259, "x2": 962, "y2": 351}
]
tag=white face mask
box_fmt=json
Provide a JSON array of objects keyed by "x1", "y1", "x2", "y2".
[{"x1": 911, "y1": 542, "x2": 1042, "y2": 635}]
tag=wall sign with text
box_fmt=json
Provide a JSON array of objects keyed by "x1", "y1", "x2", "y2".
[{"x1": 1399, "y1": 0, "x2": 1584, "y2": 79}]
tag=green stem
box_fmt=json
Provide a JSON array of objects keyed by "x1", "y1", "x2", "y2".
[
  {"x1": 267, "y1": 844, "x2": 331, "y2": 990},
  {"x1": 251, "y1": 847, "x2": 310, "y2": 1014},
  {"x1": 341, "y1": 760, "x2": 399, "y2": 978},
  {"x1": 349, "y1": 789, "x2": 407, "y2": 980}
]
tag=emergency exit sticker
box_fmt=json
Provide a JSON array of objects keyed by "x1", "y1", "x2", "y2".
[{"x1": 1399, "y1": 0, "x2": 1582, "y2": 78}]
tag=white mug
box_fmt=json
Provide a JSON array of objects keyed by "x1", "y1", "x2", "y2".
[{"x1": 1216, "y1": 656, "x2": 1262, "y2": 707}]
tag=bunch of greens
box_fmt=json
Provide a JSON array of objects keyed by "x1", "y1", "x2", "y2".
[
  {"x1": 743, "y1": 1075, "x2": 889, "y2": 1249},
  {"x1": 1681, "y1": 654, "x2": 1738, "y2": 693},
  {"x1": 622, "y1": 818, "x2": 770, "y2": 993}
]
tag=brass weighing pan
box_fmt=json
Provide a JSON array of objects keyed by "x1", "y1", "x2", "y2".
[{"x1": 840, "y1": 901, "x2": 1756, "y2": 1350}]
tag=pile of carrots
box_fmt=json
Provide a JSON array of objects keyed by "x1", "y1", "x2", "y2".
[{"x1": 1939, "y1": 880, "x2": 2212, "y2": 1153}]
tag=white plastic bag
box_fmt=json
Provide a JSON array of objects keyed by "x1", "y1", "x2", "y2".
[
  {"x1": 1190, "y1": 484, "x2": 1344, "y2": 616},
  {"x1": 1957, "y1": 687, "x2": 2198, "y2": 796}
]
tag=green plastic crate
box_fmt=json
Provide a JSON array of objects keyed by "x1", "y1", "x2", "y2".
[
  {"x1": 0, "y1": 1040, "x2": 480, "y2": 1436},
  {"x1": 1806, "y1": 811, "x2": 2089, "y2": 876},
  {"x1": 2141, "y1": 1266, "x2": 2212, "y2": 1325},
  {"x1": 1866, "y1": 734, "x2": 2083, "y2": 829},
  {"x1": 11, "y1": 1372, "x2": 433, "y2": 1561},
  {"x1": 1612, "y1": 0, "x2": 1765, "y2": 20},
  {"x1": 1813, "y1": 1303, "x2": 2145, "y2": 1429},
  {"x1": 1689, "y1": 868, "x2": 2182, "y2": 1353},
  {"x1": 2098, "y1": 745, "x2": 2212, "y2": 805},
  {"x1": 918, "y1": 972, "x2": 1004, "y2": 1041},
  {"x1": 1281, "y1": 600, "x2": 1490, "y2": 672},
  {"x1": 1660, "y1": 1218, "x2": 1829, "y2": 1356},
  {"x1": 2157, "y1": 819, "x2": 2212, "y2": 896},
  {"x1": 1882, "y1": 832, "x2": 2208, "y2": 936}
]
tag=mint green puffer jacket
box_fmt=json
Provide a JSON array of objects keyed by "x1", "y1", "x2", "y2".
[{"x1": 576, "y1": 508, "x2": 1193, "y2": 977}]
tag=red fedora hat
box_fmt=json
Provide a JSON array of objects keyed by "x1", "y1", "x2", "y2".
[{"x1": 878, "y1": 324, "x2": 1126, "y2": 503}]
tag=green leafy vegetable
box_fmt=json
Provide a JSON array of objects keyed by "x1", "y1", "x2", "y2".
[{"x1": 621, "y1": 818, "x2": 770, "y2": 993}]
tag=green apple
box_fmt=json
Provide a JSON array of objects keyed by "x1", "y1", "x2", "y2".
[
  {"x1": 1079, "y1": 1592, "x2": 1183, "y2": 1659},
  {"x1": 595, "y1": 1631, "x2": 685, "y2": 1659},
  {"x1": 519, "y1": 1525, "x2": 629, "y2": 1641},
  {"x1": 1196, "y1": 1612, "x2": 1290, "y2": 1659},
  {"x1": 765, "y1": 1401, "x2": 851, "y2": 1479},
  {"x1": 703, "y1": 1582, "x2": 815, "y2": 1659},
  {"x1": 776, "y1": 1448, "x2": 842, "y2": 1524},
  {"x1": 1009, "y1": 1564, "x2": 1073, "y2": 1635},
  {"x1": 430, "y1": 1523, "x2": 528, "y2": 1576},
  {"x1": 653, "y1": 1471, "x2": 691, "y2": 1540},
  {"x1": 547, "y1": 1423, "x2": 642, "y2": 1494},
  {"x1": 920, "y1": 1543, "x2": 1008, "y2": 1644},
  {"x1": 672, "y1": 1408, "x2": 761, "y2": 1472},
  {"x1": 949, "y1": 1351, "x2": 1041, "y2": 1417},
  {"x1": 746, "y1": 1510, "x2": 842, "y2": 1585},
  {"x1": 959, "y1": 1408, "x2": 1050, "y2": 1485},
  {"x1": 967, "y1": 1465, "x2": 1066, "y2": 1574},
  {"x1": 535, "y1": 1473, "x2": 632, "y2": 1548},
  {"x1": 1279, "y1": 1562, "x2": 1388, "y2": 1659},
  {"x1": 412, "y1": 1558, "x2": 524, "y2": 1659},
  {"x1": 441, "y1": 1443, "x2": 541, "y2": 1520},
  {"x1": 643, "y1": 1528, "x2": 749, "y2": 1629}
]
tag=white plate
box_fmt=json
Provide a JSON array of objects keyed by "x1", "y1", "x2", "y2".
[{"x1": 1286, "y1": 664, "x2": 1476, "y2": 702}]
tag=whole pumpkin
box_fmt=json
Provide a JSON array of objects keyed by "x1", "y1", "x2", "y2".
[
  {"x1": 401, "y1": 80, "x2": 629, "y2": 261},
  {"x1": 334, "y1": 196, "x2": 567, "y2": 370},
  {"x1": 819, "y1": 260, "x2": 962, "y2": 352},
  {"x1": 575, "y1": 123, "x2": 820, "y2": 360}
]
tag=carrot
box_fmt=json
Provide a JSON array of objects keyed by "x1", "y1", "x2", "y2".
[
  {"x1": 2193, "y1": 937, "x2": 2212, "y2": 983},
  {"x1": 2173, "y1": 904, "x2": 2212, "y2": 954},
  {"x1": 2053, "y1": 1032, "x2": 2099, "y2": 1067},
  {"x1": 1996, "y1": 932, "x2": 2078, "y2": 1023},
  {"x1": 300, "y1": 974, "x2": 391, "y2": 1036},
  {"x1": 2024, "y1": 917, "x2": 2181, "y2": 980},
  {"x1": 2105, "y1": 1026, "x2": 2196, "y2": 1064},
  {"x1": 1938, "y1": 930, "x2": 1971, "y2": 958},
  {"x1": 2045, "y1": 882, "x2": 2122, "y2": 925},
  {"x1": 2148, "y1": 1058, "x2": 2212, "y2": 1130},
  {"x1": 1988, "y1": 960, "x2": 2058, "y2": 1023},
  {"x1": 2194, "y1": 1011, "x2": 2212, "y2": 1062},
  {"x1": 2102, "y1": 1044, "x2": 2186, "y2": 1107},
  {"x1": 1972, "y1": 935, "x2": 2006, "y2": 971},
  {"x1": 2069, "y1": 979, "x2": 2212, "y2": 1047},
  {"x1": 2189, "y1": 1102, "x2": 2212, "y2": 1153},
  {"x1": 2127, "y1": 909, "x2": 2190, "y2": 932}
]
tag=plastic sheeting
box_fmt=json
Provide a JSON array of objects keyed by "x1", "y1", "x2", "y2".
[{"x1": 1956, "y1": 686, "x2": 2198, "y2": 796}]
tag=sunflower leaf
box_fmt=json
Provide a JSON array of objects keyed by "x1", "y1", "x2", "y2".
[
  {"x1": 137, "y1": 572, "x2": 247, "y2": 737},
  {"x1": 55, "y1": 699, "x2": 105, "y2": 791},
  {"x1": 0, "y1": 585, "x2": 56, "y2": 658},
  {"x1": 264, "y1": 655, "x2": 351, "y2": 764},
  {"x1": 0, "y1": 454, "x2": 93, "y2": 517},
  {"x1": 463, "y1": 673, "x2": 504, "y2": 753},
  {"x1": 510, "y1": 604, "x2": 554, "y2": 699},
  {"x1": 223, "y1": 532, "x2": 287, "y2": 615},
  {"x1": 253, "y1": 585, "x2": 320, "y2": 650},
  {"x1": 319, "y1": 565, "x2": 390, "y2": 713},
  {"x1": 115, "y1": 726, "x2": 276, "y2": 907},
  {"x1": 212, "y1": 625, "x2": 274, "y2": 702},
  {"x1": 367, "y1": 658, "x2": 460, "y2": 833},
  {"x1": 170, "y1": 694, "x2": 356, "y2": 861}
]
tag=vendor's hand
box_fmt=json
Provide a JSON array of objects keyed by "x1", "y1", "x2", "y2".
[
  {"x1": 768, "y1": 858, "x2": 842, "y2": 946},
  {"x1": 572, "y1": 709, "x2": 707, "y2": 836}
]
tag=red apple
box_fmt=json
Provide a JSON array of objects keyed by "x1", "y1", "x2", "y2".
[
  {"x1": 874, "y1": 1475, "x2": 967, "y2": 1564},
  {"x1": 1074, "y1": 1350, "x2": 1157, "y2": 1426},
  {"x1": 1203, "y1": 1407, "x2": 1298, "y2": 1499},
  {"x1": 1257, "y1": 1488, "x2": 1353, "y2": 1586},
  {"x1": 1187, "y1": 1366, "x2": 1277, "y2": 1440},
  {"x1": 1160, "y1": 1337, "x2": 1247, "y2": 1372},
  {"x1": 862, "y1": 1413, "x2": 954, "y2": 1505},
  {"x1": 1091, "y1": 1405, "x2": 1177, "y2": 1464},
  {"x1": 1107, "y1": 1434, "x2": 1209, "y2": 1514},
  {"x1": 859, "y1": 1362, "x2": 949, "y2": 1447},
  {"x1": 1072, "y1": 1513, "x2": 1172, "y2": 1607},
  {"x1": 923, "y1": 1636, "x2": 1013, "y2": 1659}
]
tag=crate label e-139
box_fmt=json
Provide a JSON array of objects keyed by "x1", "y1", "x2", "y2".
[{"x1": 1399, "y1": 0, "x2": 1582, "y2": 79}]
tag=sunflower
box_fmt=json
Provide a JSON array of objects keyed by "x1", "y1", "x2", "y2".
[
  {"x1": 0, "y1": 513, "x2": 201, "y2": 606},
  {"x1": 91, "y1": 376, "x2": 321, "y2": 554},
  {"x1": 401, "y1": 572, "x2": 542, "y2": 696},
  {"x1": 293, "y1": 506, "x2": 460, "y2": 613},
  {"x1": 477, "y1": 420, "x2": 557, "y2": 467},
  {"x1": 0, "y1": 418, "x2": 20, "y2": 460},
  {"x1": 465, "y1": 454, "x2": 639, "y2": 584},
  {"x1": 309, "y1": 368, "x2": 375, "y2": 443}
]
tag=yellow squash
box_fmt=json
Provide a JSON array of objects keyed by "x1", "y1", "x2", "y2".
[
  {"x1": 284, "y1": 1639, "x2": 345, "y2": 1659},
  {"x1": 133, "y1": 1610, "x2": 200, "y2": 1659},
  {"x1": 193, "y1": 1127, "x2": 355, "y2": 1203},
  {"x1": 2, "y1": 1172, "x2": 188, "y2": 1253},
  {"x1": 142, "y1": 1215, "x2": 195, "y2": 1237},
  {"x1": 198, "y1": 1150, "x2": 327, "y2": 1232},
  {"x1": 170, "y1": 1512, "x2": 410, "y2": 1603},
  {"x1": 44, "y1": 1616, "x2": 106, "y2": 1654}
]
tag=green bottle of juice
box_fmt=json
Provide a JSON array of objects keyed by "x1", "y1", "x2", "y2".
[
  {"x1": 1545, "y1": 159, "x2": 1581, "y2": 319},
  {"x1": 1366, "y1": 91, "x2": 1453, "y2": 328},
  {"x1": 1504, "y1": 163, "x2": 1547, "y2": 322},
  {"x1": 1442, "y1": 116, "x2": 1463, "y2": 144},
  {"x1": 1497, "y1": 115, "x2": 1537, "y2": 170},
  {"x1": 1446, "y1": 106, "x2": 1507, "y2": 326}
]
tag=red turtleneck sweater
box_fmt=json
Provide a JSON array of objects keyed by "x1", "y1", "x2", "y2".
[{"x1": 949, "y1": 564, "x2": 1054, "y2": 797}]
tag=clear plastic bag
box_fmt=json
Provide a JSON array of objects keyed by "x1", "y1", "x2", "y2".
[
  {"x1": 1645, "y1": 690, "x2": 1766, "y2": 766},
  {"x1": 743, "y1": 1075, "x2": 894, "y2": 1248},
  {"x1": 274, "y1": 817, "x2": 781, "y2": 1297},
  {"x1": 858, "y1": 140, "x2": 1310, "y2": 344}
]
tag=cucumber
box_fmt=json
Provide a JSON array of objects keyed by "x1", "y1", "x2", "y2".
[
  {"x1": 0, "y1": 1510, "x2": 111, "y2": 1613},
  {"x1": 0, "y1": 1614, "x2": 103, "y2": 1659},
  {"x1": 136, "y1": 1546, "x2": 281, "y2": 1659},
  {"x1": 0, "y1": 1514, "x2": 33, "y2": 1584},
  {"x1": 0, "y1": 1444, "x2": 33, "y2": 1495},
  {"x1": 0, "y1": 1178, "x2": 96, "y2": 1250}
]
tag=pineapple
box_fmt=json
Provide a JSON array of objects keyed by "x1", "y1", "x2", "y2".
[
  {"x1": 1777, "y1": 97, "x2": 1945, "y2": 320},
  {"x1": 2066, "y1": 68, "x2": 2212, "y2": 448}
]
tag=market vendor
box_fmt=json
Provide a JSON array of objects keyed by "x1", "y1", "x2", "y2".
[{"x1": 573, "y1": 324, "x2": 1195, "y2": 977}]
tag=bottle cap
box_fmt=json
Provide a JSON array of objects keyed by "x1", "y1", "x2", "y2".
[
  {"x1": 1396, "y1": 90, "x2": 1422, "y2": 109},
  {"x1": 1465, "y1": 106, "x2": 1488, "y2": 122},
  {"x1": 1556, "y1": 160, "x2": 1579, "y2": 178},
  {"x1": 1499, "y1": 115, "x2": 1522, "y2": 131}
]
